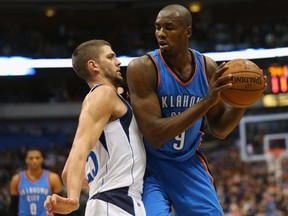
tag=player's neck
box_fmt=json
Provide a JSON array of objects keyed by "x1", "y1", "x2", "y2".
[
  {"x1": 88, "y1": 81, "x2": 117, "y2": 91},
  {"x1": 162, "y1": 49, "x2": 192, "y2": 69},
  {"x1": 26, "y1": 168, "x2": 44, "y2": 180}
]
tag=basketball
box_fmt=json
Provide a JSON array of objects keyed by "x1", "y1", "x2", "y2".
[{"x1": 220, "y1": 59, "x2": 265, "y2": 108}]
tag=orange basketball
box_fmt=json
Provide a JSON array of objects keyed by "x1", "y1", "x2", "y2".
[{"x1": 220, "y1": 59, "x2": 265, "y2": 108}]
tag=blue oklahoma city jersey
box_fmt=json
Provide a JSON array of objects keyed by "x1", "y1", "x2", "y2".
[
  {"x1": 146, "y1": 49, "x2": 209, "y2": 161},
  {"x1": 18, "y1": 170, "x2": 51, "y2": 216}
]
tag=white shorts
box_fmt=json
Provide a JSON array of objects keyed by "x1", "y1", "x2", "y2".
[{"x1": 85, "y1": 188, "x2": 146, "y2": 216}]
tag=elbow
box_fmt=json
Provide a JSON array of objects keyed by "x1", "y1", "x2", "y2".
[
  {"x1": 144, "y1": 133, "x2": 165, "y2": 149},
  {"x1": 209, "y1": 127, "x2": 229, "y2": 140},
  {"x1": 212, "y1": 133, "x2": 228, "y2": 140},
  {"x1": 143, "y1": 125, "x2": 176, "y2": 149},
  {"x1": 148, "y1": 140, "x2": 163, "y2": 149},
  {"x1": 139, "y1": 122, "x2": 168, "y2": 149}
]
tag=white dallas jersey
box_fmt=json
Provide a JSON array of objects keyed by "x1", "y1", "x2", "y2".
[{"x1": 85, "y1": 87, "x2": 146, "y2": 200}]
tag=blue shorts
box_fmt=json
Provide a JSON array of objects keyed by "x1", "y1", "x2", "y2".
[{"x1": 143, "y1": 150, "x2": 224, "y2": 216}]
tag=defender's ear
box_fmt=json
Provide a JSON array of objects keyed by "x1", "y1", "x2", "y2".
[{"x1": 88, "y1": 60, "x2": 99, "y2": 72}]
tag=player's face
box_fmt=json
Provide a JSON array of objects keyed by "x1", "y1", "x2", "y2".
[
  {"x1": 97, "y1": 45, "x2": 123, "y2": 87},
  {"x1": 25, "y1": 150, "x2": 44, "y2": 170},
  {"x1": 155, "y1": 11, "x2": 189, "y2": 56}
]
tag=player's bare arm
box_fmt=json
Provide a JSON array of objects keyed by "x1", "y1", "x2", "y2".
[
  {"x1": 49, "y1": 172, "x2": 62, "y2": 194},
  {"x1": 10, "y1": 174, "x2": 20, "y2": 196},
  {"x1": 61, "y1": 154, "x2": 89, "y2": 189},
  {"x1": 127, "y1": 55, "x2": 232, "y2": 148},
  {"x1": 9, "y1": 174, "x2": 20, "y2": 216},
  {"x1": 45, "y1": 86, "x2": 124, "y2": 214},
  {"x1": 204, "y1": 56, "x2": 247, "y2": 139}
]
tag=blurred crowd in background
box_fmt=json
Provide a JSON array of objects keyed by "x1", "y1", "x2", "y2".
[
  {"x1": 0, "y1": 18, "x2": 288, "y2": 58},
  {"x1": 0, "y1": 131, "x2": 288, "y2": 215},
  {"x1": 0, "y1": 115, "x2": 287, "y2": 215},
  {"x1": 0, "y1": 1, "x2": 288, "y2": 59}
]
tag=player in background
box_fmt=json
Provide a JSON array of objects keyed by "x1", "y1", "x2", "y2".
[
  {"x1": 127, "y1": 4, "x2": 266, "y2": 216},
  {"x1": 9, "y1": 147, "x2": 62, "y2": 216},
  {"x1": 44, "y1": 39, "x2": 146, "y2": 215}
]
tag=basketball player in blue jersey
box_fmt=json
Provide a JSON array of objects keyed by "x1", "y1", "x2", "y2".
[
  {"x1": 9, "y1": 147, "x2": 62, "y2": 216},
  {"x1": 44, "y1": 40, "x2": 146, "y2": 215},
  {"x1": 126, "y1": 4, "x2": 264, "y2": 216}
]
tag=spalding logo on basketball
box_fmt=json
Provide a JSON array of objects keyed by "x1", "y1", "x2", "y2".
[{"x1": 220, "y1": 59, "x2": 265, "y2": 108}]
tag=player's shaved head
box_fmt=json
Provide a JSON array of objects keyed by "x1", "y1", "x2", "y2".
[{"x1": 158, "y1": 4, "x2": 192, "y2": 27}]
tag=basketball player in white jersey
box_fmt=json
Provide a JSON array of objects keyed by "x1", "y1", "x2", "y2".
[{"x1": 44, "y1": 39, "x2": 146, "y2": 216}]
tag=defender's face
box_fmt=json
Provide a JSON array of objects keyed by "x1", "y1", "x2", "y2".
[
  {"x1": 98, "y1": 45, "x2": 123, "y2": 87},
  {"x1": 155, "y1": 11, "x2": 189, "y2": 55}
]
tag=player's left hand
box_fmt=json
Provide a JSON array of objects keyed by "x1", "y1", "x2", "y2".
[{"x1": 44, "y1": 194, "x2": 80, "y2": 215}]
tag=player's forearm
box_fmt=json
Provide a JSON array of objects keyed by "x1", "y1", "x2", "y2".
[
  {"x1": 61, "y1": 158, "x2": 69, "y2": 186},
  {"x1": 209, "y1": 106, "x2": 246, "y2": 139},
  {"x1": 67, "y1": 166, "x2": 85, "y2": 200},
  {"x1": 66, "y1": 150, "x2": 86, "y2": 200},
  {"x1": 61, "y1": 155, "x2": 89, "y2": 189},
  {"x1": 141, "y1": 98, "x2": 213, "y2": 148},
  {"x1": 9, "y1": 195, "x2": 19, "y2": 216}
]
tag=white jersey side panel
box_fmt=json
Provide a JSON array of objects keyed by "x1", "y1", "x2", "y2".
[{"x1": 85, "y1": 97, "x2": 146, "y2": 199}]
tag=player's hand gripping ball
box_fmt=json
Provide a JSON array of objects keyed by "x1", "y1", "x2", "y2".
[{"x1": 221, "y1": 59, "x2": 265, "y2": 108}]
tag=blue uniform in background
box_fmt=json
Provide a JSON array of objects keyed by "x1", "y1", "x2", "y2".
[
  {"x1": 143, "y1": 49, "x2": 224, "y2": 216},
  {"x1": 18, "y1": 170, "x2": 51, "y2": 216}
]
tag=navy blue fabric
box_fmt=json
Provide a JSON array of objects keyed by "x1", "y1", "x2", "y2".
[{"x1": 90, "y1": 187, "x2": 135, "y2": 215}]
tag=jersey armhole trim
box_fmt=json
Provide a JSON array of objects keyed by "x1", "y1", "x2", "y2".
[
  {"x1": 202, "y1": 54, "x2": 209, "y2": 86},
  {"x1": 146, "y1": 53, "x2": 160, "y2": 91}
]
